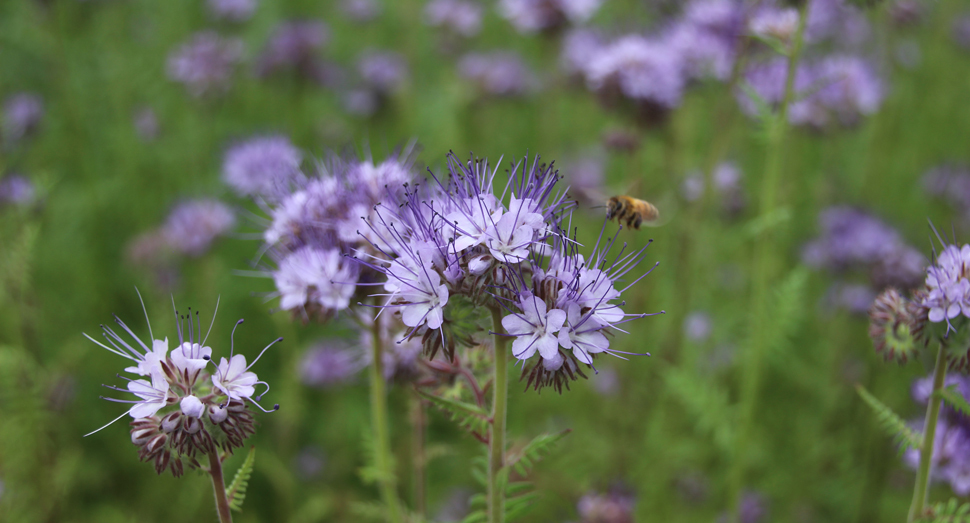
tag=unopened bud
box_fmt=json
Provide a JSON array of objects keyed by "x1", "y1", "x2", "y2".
[{"x1": 868, "y1": 288, "x2": 920, "y2": 364}]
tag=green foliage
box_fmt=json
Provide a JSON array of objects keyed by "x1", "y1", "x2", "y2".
[
  {"x1": 416, "y1": 389, "x2": 490, "y2": 440},
  {"x1": 856, "y1": 385, "x2": 923, "y2": 453},
  {"x1": 919, "y1": 499, "x2": 970, "y2": 523},
  {"x1": 507, "y1": 429, "x2": 571, "y2": 477},
  {"x1": 764, "y1": 268, "x2": 808, "y2": 359},
  {"x1": 664, "y1": 366, "x2": 735, "y2": 453},
  {"x1": 225, "y1": 447, "x2": 256, "y2": 513},
  {"x1": 937, "y1": 386, "x2": 970, "y2": 418}
]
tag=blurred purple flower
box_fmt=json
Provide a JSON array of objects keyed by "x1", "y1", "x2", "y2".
[
  {"x1": 954, "y1": 15, "x2": 970, "y2": 51},
  {"x1": 0, "y1": 174, "x2": 36, "y2": 207},
  {"x1": 342, "y1": 89, "x2": 380, "y2": 117},
  {"x1": 222, "y1": 135, "x2": 304, "y2": 201},
  {"x1": 341, "y1": 0, "x2": 381, "y2": 23},
  {"x1": 358, "y1": 51, "x2": 408, "y2": 93},
  {"x1": 458, "y1": 51, "x2": 535, "y2": 97},
  {"x1": 827, "y1": 282, "x2": 876, "y2": 315},
  {"x1": 577, "y1": 488, "x2": 635, "y2": 523},
  {"x1": 167, "y1": 32, "x2": 244, "y2": 97},
  {"x1": 906, "y1": 374, "x2": 970, "y2": 495},
  {"x1": 2, "y1": 92, "x2": 43, "y2": 143},
  {"x1": 161, "y1": 199, "x2": 236, "y2": 256},
  {"x1": 586, "y1": 35, "x2": 685, "y2": 109},
  {"x1": 561, "y1": 28, "x2": 604, "y2": 77},
  {"x1": 133, "y1": 107, "x2": 159, "y2": 142},
  {"x1": 293, "y1": 446, "x2": 326, "y2": 481},
  {"x1": 207, "y1": 0, "x2": 257, "y2": 22},
  {"x1": 748, "y1": 6, "x2": 800, "y2": 43},
  {"x1": 739, "y1": 491, "x2": 769, "y2": 523},
  {"x1": 563, "y1": 153, "x2": 605, "y2": 206},
  {"x1": 683, "y1": 311, "x2": 712, "y2": 342},
  {"x1": 499, "y1": 0, "x2": 603, "y2": 34},
  {"x1": 889, "y1": 0, "x2": 925, "y2": 27},
  {"x1": 299, "y1": 342, "x2": 363, "y2": 387},
  {"x1": 591, "y1": 366, "x2": 619, "y2": 396},
  {"x1": 425, "y1": 0, "x2": 483, "y2": 36},
  {"x1": 256, "y1": 20, "x2": 329, "y2": 79},
  {"x1": 923, "y1": 164, "x2": 970, "y2": 220},
  {"x1": 804, "y1": 0, "x2": 870, "y2": 47}
]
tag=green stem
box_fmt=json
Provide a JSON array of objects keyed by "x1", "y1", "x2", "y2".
[
  {"x1": 728, "y1": 4, "x2": 809, "y2": 521},
  {"x1": 411, "y1": 394, "x2": 427, "y2": 517},
  {"x1": 207, "y1": 452, "x2": 234, "y2": 523},
  {"x1": 908, "y1": 343, "x2": 948, "y2": 522},
  {"x1": 488, "y1": 306, "x2": 510, "y2": 523},
  {"x1": 369, "y1": 311, "x2": 403, "y2": 523}
]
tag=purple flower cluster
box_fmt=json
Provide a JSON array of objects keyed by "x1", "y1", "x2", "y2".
[
  {"x1": 562, "y1": 153, "x2": 605, "y2": 207},
  {"x1": 955, "y1": 14, "x2": 970, "y2": 51},
  {"x1": 167, "y1": 32, "x2": 244, "y2": 97},
  {"x1": 922, "y1": 244, "x2": 970, "y2": 326},
  {"x1": 84, "y1": 298, "x2": 278, "y2": 476},
  {"x1": 206, "y1": 0, "x2": 257, "y2": 22},
  {"x1": 357, "y1": 50, "x2": 409, "y2": 94},
  {"x1": 299, "y1": 341, "x2": 364, "y2": 387},
  {"x1": 255, "y1": 20, "x2": 330, "y2": 80},
  {"x1": 499, "y1": 0, "x2": 603, "y2": 35},
  {"x1": 357, "y1": 153, "x2": 659, "y2": 391},
  {"x1": 341, "y1": 0, "x2": 381, "y2": 23},
  {"x1": 738, "y1": 55, "x2": 885, "y2": 129},
  {"x1": 425, "y1": 0, "x2": 483, "y2": 37},
  {"x1": 906, "y1": 374, "x2": 970, "y2": 495},
  {"x1": 0, "y1": 174, "x2": 36, "y2": 207},
  {"x1": 2, "y1": 92, "x2": 44, "y2": 143},
  {"x1": 222, "y1": 135, "x2": 305, "y2": 201},
  {"x1": 802, "y1": 206, "x2": 926, "y2": 291},
  {"x1": 458, "y1": 52, "x2": 536, "y2": 97},
  {"x1": 576, "y1": 488, "x2": 635, "y2": 523},
  {"x1": 923, "y1": 164, "x2": 970, "y2": 222}
]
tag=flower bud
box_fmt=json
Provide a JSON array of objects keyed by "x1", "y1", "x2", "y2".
[
  {"x1": 180, "y1": 395, "x2": 205, "y2": 419},
  {"x1": 209, "y1": 405, "x2": 228, "y2": 423},
  {"x1": 868, "y1": 288, "x2": 920, "y2": 364}
]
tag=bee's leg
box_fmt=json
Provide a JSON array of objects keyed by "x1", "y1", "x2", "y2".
[{"x1": 633, "y1": 215, "x2": 642, "y2": 229}]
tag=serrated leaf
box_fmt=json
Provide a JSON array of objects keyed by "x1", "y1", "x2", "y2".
[
  {"x1": 461, "y1": 510, "x2": 488, "y2": 523},
  {"x1": 937, "y1": 386, "x2": 970, "y2": 418},
  {"x1": 226, "y1": 447, "x2": 256, "y2": 512},
  {"x1": 856, "y1": 385, "x2": 922, "y2": 453},
  {"x1": 920, "y1": 498, "x2": 970, "y2": 522},
  {"x1": 739, "y1": 80, "x2": 775, "y2": 122},
  {"x1": 663, "y1": 366, "x2": 735, "y2": 452},
  {"x1": 507, "y1": 429, "x2": 571, "y2": 477},
  {"x1": 416, "y1": 389, "x2": 490, "y2": 439},
  {"x1": 750, "y1": 33, "x2": 791, "y2": 57}
]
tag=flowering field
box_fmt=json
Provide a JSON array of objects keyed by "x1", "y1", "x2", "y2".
[{"x1": 3, "y1": 0, "x2": 970, "y2": 522}]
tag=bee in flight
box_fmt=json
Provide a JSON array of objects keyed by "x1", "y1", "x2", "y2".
[{"x1": 605, "y1": 195, "x2": 660, "y2": 230}]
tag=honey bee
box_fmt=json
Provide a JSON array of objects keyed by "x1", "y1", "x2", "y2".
[{"x1": 605, "y1": 195, "x2": 660, "y2": 230}]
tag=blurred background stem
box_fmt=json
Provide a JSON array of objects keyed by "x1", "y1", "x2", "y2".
[
  {"x1": 908, "y1": 343, "x2": 948, "y2": 522},
  {"x1": 410, "y1": 393, "x2": 427, "y2": 518},
  {"x1": 488, "y1": 306, "x2": 509, "y2": 523},
  {"x1": 368, "y1": 305, "x2": 403, "y2": 523},
  {"x1": 728, "y1": 2, "x2": 808, "y2": 520}
]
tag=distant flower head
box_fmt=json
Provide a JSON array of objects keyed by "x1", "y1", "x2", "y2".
[
  {"x1": 341, "y1": 0, "x2": 381, "y2": 22},
  {"x1": 954, "y1": 14, "x2": 970, "y2": 51},
  {"x1": 167, "y1": 32, "x2": 244, "y2": 97},
  {"x1": 499, "y1": 0, "x2": 603, "y2": 34},
  {"x1": 256, "y1": 20, "x2": 329, "y2": 78},
  {"x1": 577, "y1": 488, "x2": 636, "y2": 523},
  {"x1": 161, "y1": 199, "x2": 236, "y2": 257},
  {"x1": 222, "y1": 136, "x2": 304, "y2": 201},
  {"x1": 2, "y1": 92, "x2": 43, "y2": 143},
  {"x1": 342, "y1": 89, "x2": 380, "y2": 117},
  {"x1": 561, "y1": 28, "x2": 605, "y2": 77},
  {"x1": 84, "y1": 297, "x2": 279, "y2": 476},
  {"x1": 273, "y1": 246, "x2": 359, "y2": 314},
  {"x1": 889, "y1": 0, "x2": 925, "y2": 27},
  {"x1": 829, "y1": 282, "x2": 876, "y2": 315},
  {"x1": 664, "y1": 20, "x2": 736, "y2": 82},
  {"x1": 804, "y1": 0, "x2": 870, "y2": 47},
  {"x1": 458, "y1": 52, "x2": 536, "y2": 97},
  {"x1": 133, "y1": 107, "x2": 160, "y2": 142},
  {"x1": 563, "y1": 153, "x2": 605, "y2": 206},
  {"x1": 299, "y1": 341, "x2": 364, "y2": 387},
  {"x1": 748, "y1": 6, "x2": 800, "y2": 43},
  {"x1": 207, "y1": 0, "x2": 257, "y2": 22},
  {"x1": 0, "y1": 174, "x2": 36, "y2": 207},
  {"x1": 358, "y1": 51, "x2": 408, "y2": 93},
  {"x1": 425, "y1": 0, "x2": 483, "y2": 37},
  {"x1": 586, "y1": 35, "x2": 685, "y2": 109},
  {"x1": 738, "y1": 491, "x2": 769, "y2": 523},
  {"x1": 683, "y1": 311, "x2": 712, "y2": 342}
]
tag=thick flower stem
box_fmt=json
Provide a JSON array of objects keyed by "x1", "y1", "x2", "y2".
[
  {"x1": 207, "y1": 452, "x2": 234, "y2": 523},
  {"x1": 369, "y1": 313, "x2": 403, "y2": 523},
  {"x1": 488, "y1": 306, "x2": 510, "y2": 523},
  {"x1": 909, "y1": 343, "x2": 948, "y2": 522},
  {"x1": 728, "y1": 3, "x2": 808, "y2": 521}
]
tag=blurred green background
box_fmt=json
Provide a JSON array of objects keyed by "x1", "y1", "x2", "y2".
[{"x1": 2, "y1": 0, "x2": 970, "y2": 521}]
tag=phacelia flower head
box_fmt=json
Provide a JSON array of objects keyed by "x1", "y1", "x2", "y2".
[
  {"x1": 0, "y1": 174, "x2": 36, "y2": 207},
  {"x1": 955, "y1": 14, "x2": 970, "y2": 51},
  {"x1": 161, "y1": 199, "x2": 236, "y2": 257},
  {"x1": 358, "y1": 50, "x2": 409, "y2": 94},
  {"x1": 222, "y1": 135, "x2": 305, "y2": 201},
  {"x1": 499, "y1": 0, "x2": 603, "y2": 34},
  {"x1": 2, "y1": 92, "x2": 44, "y2": 143},
  {"x1": 359, "y1": 152, "x2": 661, "y2": 392},
  {"x1": 868, "y1": 287, "x2": 922, "y2": 364},
  {"x1": 425, "y1": 0, "x2": 484, "y2": 37},
  {"x1": 256, "y1": 20, "x2": 330, "y2": 79},
  {"x1": 207, "y1": 0, "x2": 257, "y2": 22},
  {"x1": 299, "y1": 341, "x2": 364, "y2": 387},
  {"x1": 577, "y1": 488, "x2": 636, "y2": 523},
  {"x1": 458, "y1": 52, "x2": 536, "y2": 97},
  {"x1": 341, "y1": 0, "x2": 381, "y2": 22},
  {"x1": 167, "y1": 32, "x2": 244, "y2": 98},
  {"x1": 906, "y1": 373, "x2": 970, "y2": 496},
  {"x1": 84, "y1": 295, "x2": 279, "y2": 476}
]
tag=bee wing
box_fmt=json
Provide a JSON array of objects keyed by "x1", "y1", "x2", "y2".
[{"x1": 638, "y1": 191, "x2": 677, "y2": 228}]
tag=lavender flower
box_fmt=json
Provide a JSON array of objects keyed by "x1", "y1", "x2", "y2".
[
  {"x1": 576, "y1": 488, "x2": 635, "y2": 523},
  {"x1": 342, "y1": 89, "x2": 380, "y2": 117},
  {"x1": 207, "y1": 0, "x2": 257, "y2": 22},
  {"x1": 161, "y1": 199, "x2": 236, "y2": 257},
  {"x1": 499, "y1": 0, "x2": 603, "y2": 34},
  {"x1": 358, "y1": 51, "x2": 408, "y2": 93},
  {"x1": 359, "y1": 153, "x2": 660, "y2": 391},
  {"x1": 84, "y1": 297, "x2": 279, "y2": 476},
  {"x1": 222, "y1": 135, "x2": 304, "y2": 200},
  {"x1": 256, "y1": 20, "x2": 329, "y2": 79},
  {"x1": 300, "y1": 342, "x2": 364, "y2": 387},
  {"x1": 561, "y1": 28, "x2": 604, "y2": 78},
  {"x1": 458, "y1": 52, "x2": 536, "y2": 97},
  {"x1": 0, "y1": 174, "x2": 36, "y2": 207},
  {"x1": 829, "y1": 282, "x2": 876, "y2": 315},
  {"x1": 804, "y1": 0, "x2": 870, "y2": 47},
  {"x1": 586, "y1": 35, "x2": 685, "y2": 109},
  {"x1": 273, "y1": 246, "x2": 359, "y2": 314},
  {"x1": 133, "y1": 107, "x2": 159, "y2": 142},
  {"x1": 905, "y1": 374, "x2": 970, "y2": 495},
  {"x1": 923, "y1": 164, "x2": 970, "y2": 221},
  {"x1": 425, "y1": 0, "x2": 483, "y2": 37},
  {"x1": 683, "y1": 311, "x2": 712, "y2": 342},
  {"x1": 2, "y1": 92, "x2": 43, "y2": 143},
  {"x1": 167, "y1": 32, "x2": 244, "y2": 97},
  {"x1": 923, "y1": 244, "x2": 970, "y2": 325},
  {"x1": 748, "y1": 6, "x2": 800, "y2": 43},
  {"x1": 341, "y1": 0, "x2": 381, "y2": 22},
  {"x1": 955, "y1": 15, "x2": 970, "y2": 51}
]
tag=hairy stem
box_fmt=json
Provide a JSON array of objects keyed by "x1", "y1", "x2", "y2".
[
  {"x1": 909, "y1": 343, "x2": 948, "y2": 522},
  {"x1": 208, "y1": 452, "x2": 234, "y2": 523},
  {"x1": 369, "y1": 310, "x2": 403, "y2": 523},
  {"x1": 488, "y1": 306, "x2": 510, "y2": 523},
  {"x1": 728, "y1": 3, "x2": 809, "y2": 521}
]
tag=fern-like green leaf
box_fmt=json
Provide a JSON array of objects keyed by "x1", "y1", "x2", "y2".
[
  {"x1": 226, "y1": 447, "x2": 256, "y2": 512},
  {"x1": 416, "y1": 389, "x2": 490, "y2": 439},
  {"x1": 856, "y1": 385, "x2": 922, "y2": 452},
  {"x1": 937, "y1": 386, "x2": 970, "y2": 418},
  {"x1": 920, "y1": 498, "x2": 970, "y2": 522},
  {"x1": 663, "y1": 366, "x2": 734, "y2": 453},
  {"x1": 508, "y1": 429, "x2": 571, "y2": 477}
]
